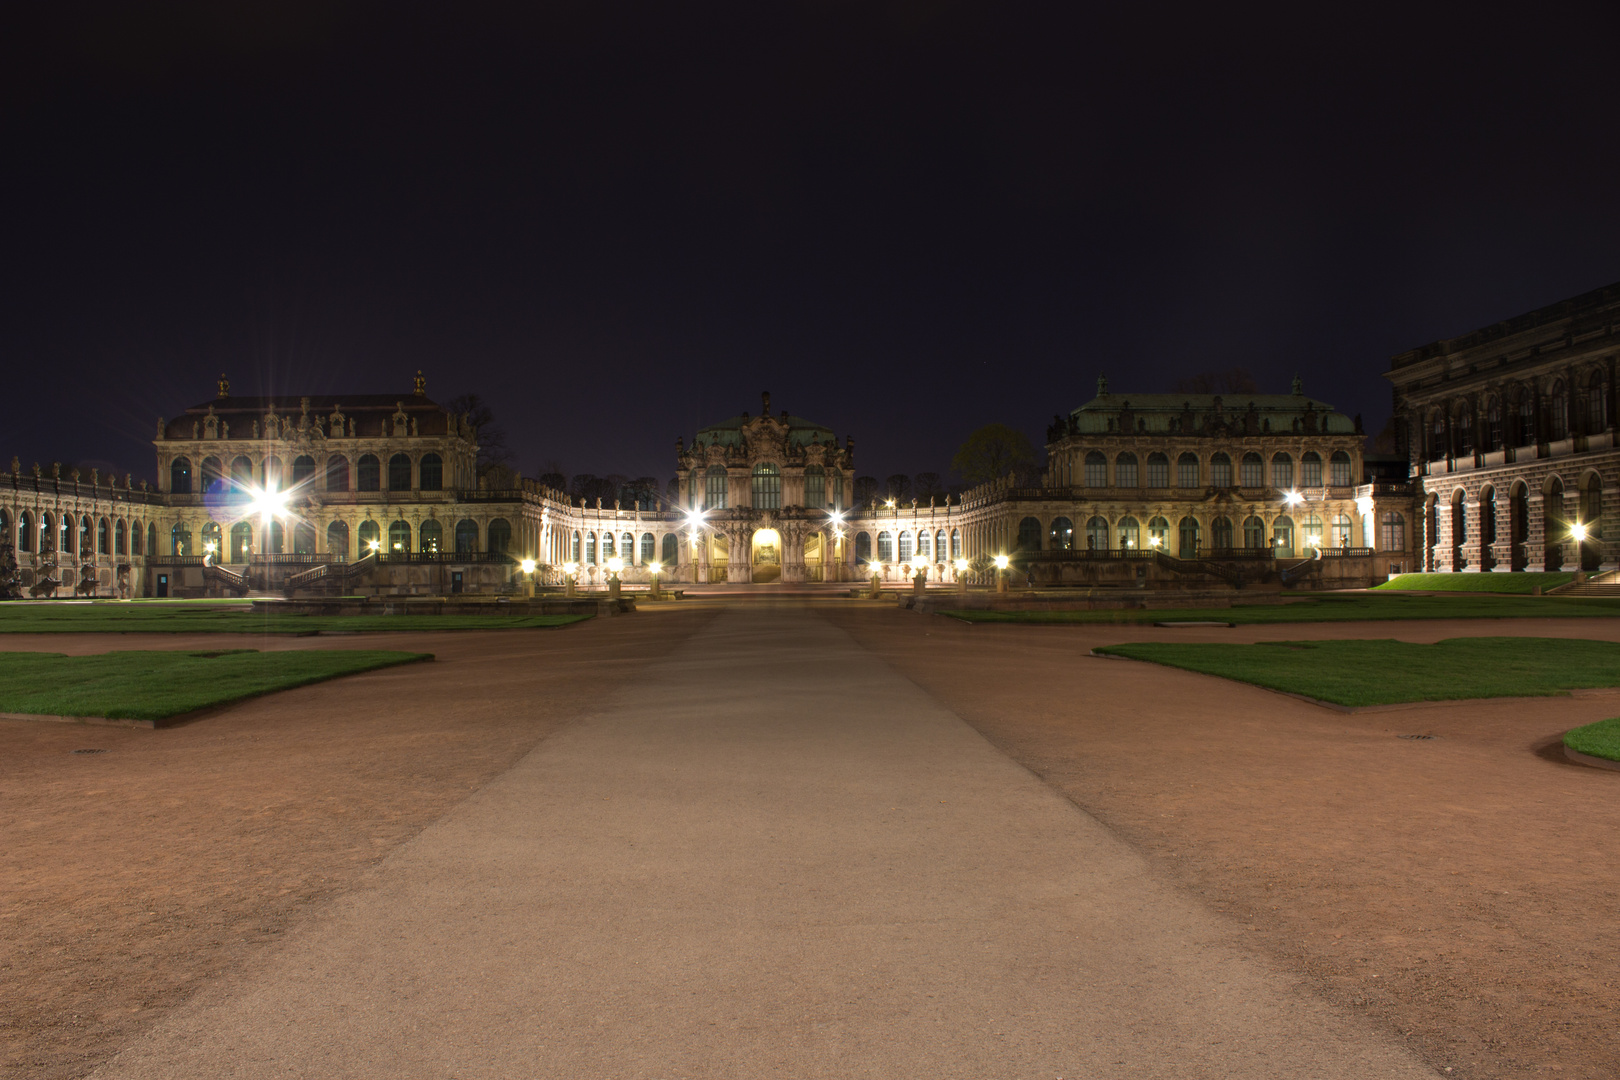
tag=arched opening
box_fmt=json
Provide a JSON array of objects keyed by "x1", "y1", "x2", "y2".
[
  {"x1": 388, "y1": 520, "x2": 411, "y2": 553},
  {"x1": 1016, "y1": 517, "x2": 1042, "y2": 551},
  {"x1": 419, "y1": 453, "x2": 443, "y2": 491},
  {"x1": 147, "y1": 523, "x2": 158, "y2": 558},
  {"x1": 661, "y1": 533, "x2": 677, "y2": 567},
  {"x1": 1242, "y1": 515, "x2": 1265, "y2": 550},
  {"x1": 1115, "y1": 452, "x2": 1138, "y2": 488},
  {"x1": 1210, "y1": 452, "x2": 1232, "y2": 488},
  {"x1": 325, "y1": 455, "x2": 350, "y2": 492},
  {"x1": 388, "y1": 454, "x2": 413, "y2": 492},
  {"x1": 1479, "y1": 487, "x2": 1497, "y2": 570},
  {"x1": 455, "y1": 519, "x2": 479, "y2": 553},
  {"x1": 200, "y1": 521, "x2": 221, "y2": 559},
  {"x1": 1240, "y1": 452, "x2": 1264, "y2": 488},
  {"x1": 1049, "y1": 516, "x2": 1074, "y2": 550},
  {"x1": 170, "y1": 457, "x2": 193, "y2": 494},
  {"x1": 293, "y1": 522, "x2": 316, "y2": 555},
  {"x1": 897, "y1": 530, "x2": 914, "y2": 563},
  {"x1": 1301, "y1": 515, "x2": 1323, "y2": 550},
  {"x1": 263, "y1": 456, "x2": 284, "y2": 491},
  {"x1": 19, "y1": 510, "x2": 35, "y2": 553},
  {"x1": 1147, "y1": 516, "x2": 1169, "y2": 550},
  {"x1": 1381, "y1": 511, "x2": 1406, "y2": 555},
  {"x1": 291, "y1": 455, "x2": 316, "y2": 486},
  {"x1": 1118, "y1": 516, "x2": 1141, "y2": 550},
  {"x1": 358, "y1": 520, "x2": 380, "y2": 556},
  {"x1": 1271, "y1": 453, "x2": 1294, "y2": 490},
  {"x1": 268, "y1": 520, "x2": 285, "y2": 554},
  {"x1": 357, "y1": 454, "x2": 381, "y2": 492},
  {"x1": 487, "y1": 518, "x2": 512, "y2": 555},
  {"x1": 1424, "y1": 495, "x2": 1439, "y2": 571},
  {"x1": 585, "y1": 532, "x2": 597, "y2": 565},
  {"x1": 1145, "y1": 453, "x2": 1169, "y2": 488},
  {"x1": 1449, "y1": 490, "x2": 1467, "y2": 570},
  {"x1": 114, "y1": 518, "x2": 126, "y2": 556},
  {"x1": 804, "y1": 465, "x2": 826, "y2": 509},
  {"x1": 1085, "y1": 516, "x2": 1109, "y2": 550},
  {"x1": 231, "y1": 455, "x2": 254, "y2": 492},
  {"x1": 230, "y1": 521, "x2": 253, "y2": 562},
  {"x1": 752, "y1": 527, "x2": 781, "y2": 583},
  {"x1": 419, "y1": 519, "x2": 443, "y2": 554},
  {"x1": 1580, "y1": 473, "x2": 1603, "y2": 571},
  {"x1": 571, "y1": 531, "x2": 581, "y2": 563},
  {"x1": 1331, "y1": 513, "x2": 1351, "y2": 548},
  {"x1": 1084, "y1": 451, "x2": 1108, "y2": 487},
  {"x1": 751, "y1": 463, "x2": 781, "y2": 509},
  {"x1": 1177, "y1": 453, "x2": 1199, "y2": 489},
  {"x1": 201, "y1": 456, "x2": 225, "y2": 495},
  {"x1": 876, "y1": 530, "x2": 894, "y2": 562},
  {"x1": 705, "y1": 466, "x2": 728, "y2": 510},
  {"x1": 1509, "y1": 483, "x2": 1528, "y2": 570},
  {"x1": 1543, "y1": 478, "x2": 1564, "y2": 570},
  {"x1": 326, "y1": 521, "x2": 349, "y2": 559},
  {"x1": 98, "y1": 516, "x2": 111, "y2": 555},
  {"x1": 856, "y1": 532, "x2": 873, "y2": 563},
  {"x1": 1273, "y1": 514, "x2": 1295, "y2": 556},
  {"x1": 1486, "y1": 398, "x2": 1503, "y2": 451},
  {"x1": 1178, "y1": 516, "x2": 1200, "y2": 557},
  {"x1": 1548, "y1": 381, "x2": 1568, "y2": 440},
  {"x1": 1329, "y1": 450, "x2": 1352, "y2": 487},
  {"x1": 1300, "y1": 451, "x2": 1322, "y2": 488},
  {"x1": 171, "y1": 523, "x2": 192, "y2": 556}
]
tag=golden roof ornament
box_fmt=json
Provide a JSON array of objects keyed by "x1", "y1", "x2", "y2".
[
  {"x1": 414, "y1": 370, "x2": 426, "y2": 396},
  {"x1": 218, "y1": 373, "x2": 230, "y2": 398}
]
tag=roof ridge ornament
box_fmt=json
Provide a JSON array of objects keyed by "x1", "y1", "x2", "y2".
[
  {"x1": 1292, "y1": 374, "x2": 1303, "y2": 395},
  {"x1": 217, "y1": 373, "x2": 230, "y2": 398}
]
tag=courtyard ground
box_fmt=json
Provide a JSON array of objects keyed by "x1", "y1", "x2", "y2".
[{"x1": 0, "y1": 603, "x2": 1615, "y2": 1078}]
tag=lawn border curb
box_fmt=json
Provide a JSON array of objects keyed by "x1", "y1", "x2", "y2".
[{"x1": 1563, "y1": 745, "x2": 1620, "y2": 772}]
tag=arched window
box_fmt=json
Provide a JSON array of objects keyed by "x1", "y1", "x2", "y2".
[
  {"x1": 170, "y1": 457, "x2": 193, "y2": 494},
  {"x1": 877, "y1": 531, "x2": 894, "y2": 562},
  {"x1": 1299, "y1": 514, "x2": 1322, "y2": 548},
  {"x1": 327, "y1": 521, "x2": 349, "y2": 559},
  {"x1": 419, "y1": 519, "x2": 443, "y2": 554},
  {"x1": 916, "y1": 531, "x2": 932, "y2": 563},
  {"x1": 950, "y1": 529, "x2": 961, "y2": 559},
  {"x1": 114, "y1": 519, "x2": 126, "y2": 555},
  {"x1": 1242, "y1": 515, "x2": 1265, "y2": 549},
  {"x1": 1016, "y1": 517, "x2": 1042, "y2": 551},
  {"x1": 804, "y1": 465, "x2": 826, "y2": 509},
  {"x1": 935, "y1": 529, "x2": 947, "y2": 563},
  {"x1": 198, "y1": 520, "x2": 219, "y2": 558},
  {"x1": 419, "y1": 453, "x2": 443, "y2": 491},
  {"x1": 1114, "y1": 453, "x2": 1138, "y2": 488},
  {"x1": 455, "y1": 519, "x2": 479, "y2": 553},
  {"x1": 293, "y1": 522, "x2": 317, "y2": 555},
  {"x1": 1049, "y1": 516, "x2": 1074, "y2": 550},
  {"x1": 291, "y1": 455, "x2": 316, "y2": 486},
  {"x1": 1331, "y1": 513, "x2": 1351, "y2": 547},
  {"x1": 98, "y1": 517, "x2": 111, "y2": 554},
  {"x1": 1485, "y1": 398, "x2": 1503, "y2": 450},
  {"x1": 60, "y1": 513, "x2": 73, "y2": 555},
  {"x1": 1300, "y1": 451, "x2": 1322, "y2": 487},
  {"x1": 1548, "y1": 381, "x2": 1568, "y2": 440},
  {"x1": 622, "y1": 532, "x2": 635, "y2": 563},
  {"x1": 1381, "y1": 511, "x2": 1405, "y2": 552},
  {"x1": 1210, "y1": 452, "x2": 1232, "y2": 488},
  {"x1": 1329, "y1": 450, "x2": 1352, "y2": 487},
  {"x1": 705, "y1": 465, "x2": 728, "y2": 510},
  {"x1": 1178, "y1": 516, "x2": 1200, "y2": 557},
  {"x1": 856, "y1": 532, "x2": 873, "y2": 562},
  {"x1": 1147, "y1": 516, "x2": 1169, "y2": 549},
  {"x1": 263, "y1": 456, "x2": 283, "y2": 490},
  {"x1": 79, "y1": 516, "x2": 91, "y2": 555},
  {"x1": 1117, "y1": 516, "x2": 1141, "y2": 550},
  {"x1": 1455, "y1": 407, "x2": 1475, "y2": 455},
  {"x1": 1240, "y1": 452, "x2": 1263, "y2": 488},
  {"x1": 358, "y1": 520, "x2": 380, "y2": 555},
  {"x1": 1084, "y1": 451, "x2": 1108, "y2": 487},
  {"x1": 1145, "y1": 453, "x2": 1169, "y2": 488},
  {"x1": 1516, "y1": 395, "x2": 1535, "y2": 445},
  {"x1": 147, "y1": 523, "x2": 157, "y2": 557},
  {"x1": 171, "y1": 523, "x2": 191, "y2": 555},
  {"x1": 1273, "y1": 515, "x2": 1296, "y2": 555},
  {"x1": 1430, "y1": 411, "x2": 1446, "y2": 457},
  {"x1": 18, "y1": 510, "x2": 34, "y2": 553},
  {"x1": 661, "y1": 533, "x2": 677, "y2": 565},
  {"x1": 571, "y1": 531, "x2": 581, "y2": 563},
  {"x1": 388, "y1": 520, "x2": 411, "y2": 553},
  {"x1": 268, "y1": 520, "x2": 285, "y2": 554},
  {"x1": 1086, "y1": 516, "x2": 1109, "y2": 550},
  {"x1": 1271, "y1": 452, "x2": 1294, "y2": 489},
  {"x1": 388, "y1": 453, "x2": 413, "y2": 491},
  {"x1": 357, "y1": 454, "x2": 381, "y2": 491},
  {"x1": 898, "y1": 530, "x2": 914, "y2": 562},
  {"x1": 601, "y1": 532, "x2": 615, "y2": 559},
  {"x1": 833, "y1": 471, "x2": 845, "y2": 511},
  {"x1": 201, "y1": 456, "x2": 225, "y2": 494},
  {"x1": 487, "y1": 518, "x2": 512, "y2": 554},
  {"x1": 231, "y1": 455, "x2": 254, "y2": 492},
  {"x1": 1177, "y1": 453, "x2": 1199, "y2": 488},
  {"x1": 752, "y1": 463, "x2": 781, "y2": 509},
  {"x1": 325, "y1": 455, "x2": 350, "y2": 492},
  {"x1": 230, "y1": 522, "x2": 252, "y2": 562}
]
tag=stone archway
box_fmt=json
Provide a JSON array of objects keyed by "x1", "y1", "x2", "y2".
[{"x1": 751, "y1": 527, "x2": 782, "y2": 584}]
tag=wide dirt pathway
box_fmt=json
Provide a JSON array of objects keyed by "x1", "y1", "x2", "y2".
[{"x1": 91, "y1": 606, "x2": 1428, "y2": 1079}]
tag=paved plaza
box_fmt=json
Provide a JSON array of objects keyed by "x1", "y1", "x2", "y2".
[{"x1": 81, "y1": 606, "x2": 1427, "y2": 1079}]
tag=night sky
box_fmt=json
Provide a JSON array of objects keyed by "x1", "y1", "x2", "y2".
[{"x1": 5, "y1": 3, "x2": 1619, "y2": 486}]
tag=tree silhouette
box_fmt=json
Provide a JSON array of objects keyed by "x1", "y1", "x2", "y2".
[{"x1": 951, "y1": 424, "x2": 1035, "y2": 486}]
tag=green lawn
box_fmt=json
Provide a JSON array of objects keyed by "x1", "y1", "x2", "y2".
[
  {"x1": 1093, "y1": 637, "x2": 1620, "y2": 707},
  {"x1": 944, "y1": 592, "x2": 1620, "y2": 626},
  {"x1": 0, "y1": 649, "x2": 432, "y2": 721},
  {"x1": 1373, "y1": 572, "x2": 1574, "y2": 593},
  {"x1": 0, "y1": 603, "x2": 591, "y2": 634},
  {"x1": 1564, "y1": 717, "x2": 1620, "y2": 763}
]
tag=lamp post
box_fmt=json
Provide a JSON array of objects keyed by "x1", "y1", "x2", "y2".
[
  {"x1": 868, "y1": 560, "x2": 883, "y2": 599},
  {"x1": 994, "y1": 553, "x2": 1010, "y2": 593},
  {"x1": 648, "y1": 560, "x2": 662, "y2": 600},
  {"x1": 563, "y1": 561, "x2": 578, "y2": 598},
  {"x1": 954, "y1": 557, "x2": 969, "y2": 594},
  {"x1": 520, "y1": 558, "x2": 536, "y2": 599},
  {"x1": 1572, "y1": 522, "x2": 1588, "y2": 575},
  {"x1": 606, "y1": 556, "x2": 623, "y2": 600},
  {"x1": 912, "y1": 559, "x2": 927, "y2": 598}
]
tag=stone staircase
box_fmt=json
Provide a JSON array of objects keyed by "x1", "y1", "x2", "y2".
[{"x1": 1554, "y1": 570, "x2": 1620, "y2": 596}]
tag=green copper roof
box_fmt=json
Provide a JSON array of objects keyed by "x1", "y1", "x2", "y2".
[
  {"x1": 1069, "y1": 393, "x2": 1356, "y2": 435},
  {"x1": 694, "y1": 414, "x2": 837, "y2": 448}
]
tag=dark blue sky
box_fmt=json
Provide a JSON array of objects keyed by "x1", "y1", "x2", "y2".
[{"x1": 4, "y1": 2, "x2": 1618, "y2": 484}]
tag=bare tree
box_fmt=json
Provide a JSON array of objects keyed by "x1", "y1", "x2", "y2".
[
  {"x1": 445, "y1": 393, "x2": 512, "y2": 483},
  {"x1": 951, "y1": 424, "x2": 1035, "y2": 486}
]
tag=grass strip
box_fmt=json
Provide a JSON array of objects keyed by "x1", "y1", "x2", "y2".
[
  {"x1": 944, "y1": 593, "x2": 1620, "y2": 626},
  {"x1": 0, "y1": 649, "x2": 431, "y2": 721},
  {"x1": 1373, "y1": 572, "x2": 1574, "y2": 593},
  {"x1": 1092, "y1": 637, "x2": 1620, "y2": 707},
  {"x1": 1564, "y1": 717, "x2": 1620, "y2": 763},
  {"x1": 0, "y1": 604, "x2": 591, "y2": 634}
]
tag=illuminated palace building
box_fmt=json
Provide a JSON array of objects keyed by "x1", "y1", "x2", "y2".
[{"x1": 1387, "y1": 281, "x2": 1620, "y2": 573}]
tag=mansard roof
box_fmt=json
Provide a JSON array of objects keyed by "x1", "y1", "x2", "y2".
[
  {"x1": 694, "y1": 412, "x2": 837, "y2": 448},
  {"x1": 1067, "y1": 392, "x2": 1356, "y2": 435}
]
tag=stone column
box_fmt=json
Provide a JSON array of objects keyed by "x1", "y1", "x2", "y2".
[
  {"x1": 1433, "y1": 502, "x2": 1453, "y2": 571},
  {"x1": 1526, "y1": 494, "x2": 1549, "y2": 570},
  {"x1": 1491, "y1": 495, "x2": 1514, "y2": 571},
  {"x1": 1461, "y1": 499, "x2": 1481, "y2": 571}
]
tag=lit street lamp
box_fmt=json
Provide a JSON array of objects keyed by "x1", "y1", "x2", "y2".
[
  {"x1": 520, "y1": 557, "x2": 537, "y2": 599},
  {"x1": 954, "y1": 557, "x2": 969, "y2": 594},
  {"x1": 648, "y1": 560, "x2": 662, "y2": 600},
  {"x1": 606, "y1": 556, "x2": 624, "y2": 600},
  {"x1": 994, "y1": 553, "x2": 1010, "y2": 594},
  {"x1": 563, "y1": 560, "x2": 578, "y2": 598}
]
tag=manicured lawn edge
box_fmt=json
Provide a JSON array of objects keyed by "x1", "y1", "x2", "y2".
[
  {"x1": 0, "y1": 610, "x2": 593, "y2": 634},
  {"x1": 1373, "y1": 572, "x2": 1574, "y2": 593},
  {"x1": 1563, "y1": 717, "x2": 1620, "y2": 767}
]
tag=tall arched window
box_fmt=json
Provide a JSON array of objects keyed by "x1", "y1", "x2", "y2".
[
  {"x1": 856, "y1": 532, "x2": 873, "y2": 562},
  {"x1": 171, "y1": 523, "x2": 191, "y2": 555},
  {"x1": 263, "y1": 456, "x2": 283, "y2": 490},
  {"x1": 79, "y1": 516, "x2": 92, "y2": 556},
  {"x1": 487, "y1": 518, "x2": 512, "y2": 554},
  {"x1": 325, "y1": 455, "x2": 350, "y2": 492},
  {"x1": 1331, "y1": 513, "x2": 1351, "y2": 547},
  {"x1": 199, "y1": 520, "x2": 221, "y2": 558},
  {"x1": 147, "y1": 523, "x2": 157, "y2": 557},
  {"x1": 950, "y1": 529, "x2": 961, "y2": 559},
  {"x1": 1329, "y1": 450, "x2": 1352, "y2": 487},
  {"x1": 231, "y1": 521, "x2": 253, "y2": 562},
  {"x1": 1455, "y1": 407, "x2": 1474, "y2": 454},
  {"x1": 661, "y1": 533, "x2": 677, "y2": 566},
  {"x1": 915, "y1": 532, "x2": 932, "y2": 563},
  {"x1": 114, "y1": 519, "x2": 126, "y2": 555},
  {"x1": 170, "y1": 457, "x2": 193, "y2": 494},
  {"x1": 358, "y1": 520, "x2": 380, "y2": 554},
  {"x1": 98, "y1": 517, "x2": 110, "y2": 554},
  {"x1": 1016, "y1": 517, "x2": 1042, "y2": 551},
  {"x1": 419, "y1": 453, "x2": 443, "y2": 491},
  {"x1": 1548, "y1": 381, "x2": 1568, "y2": 440},
  {"x1": 1585, "y1": 371, "x2": 1608, "y2": 433},
  {"x1": 1485, "y1": 398, "x2": 1503, "y2": 450},
  {"x1": 833, "y1": 471, "x2": 845, "y2": 511},
  {"x1": 935, "y1": 529, "x2": 947, "y2": 562},
  {"x1": 419, "y1": 520, "x2": 443, "y2": 554},
  {"x1": 1381, "y1": 512, "x2": 1405, "y2": 552},
  {"x1": 621, "y1": 532, "x2": 635, "y2": 562},
  {"x1": 601, "y1": 532, "x2": 615, "y2": 559},
  {"x1": 1240, "y1": 452, "x2": 1263, "y2": 488},
  {"x1": 1271, "y1": 452, "x2": 1294, "y2": 489},
  {"x1": 1210, "y1": 452, "x2": 1232, "y2": 488},
  {"x1": 1117, "y1": 516, "x2": 1141, "y2": 550},
  {"x1": 291, "y1": 455, "x2": 316, "y2": 485},
  {"x1": 388, "y1": 453, "x2": 413, "y2": 491},
  {"x1": 1085, "y1": 516, "x2": 1109, "y2": 550},
  {"x1": 19, "y1": 510, "x2": 34, "y2": 552},
  {"x1": 705, "y1": 466, "x2": 728, "y2": 510},
  {"x1": 898, "y1": 531, "x2": 914, "y2": 562},
  {"x1": 1273, "y1": 515, "x2": 1296, "y2": 555},
  {"x1": 1177, "y1": 453, "x2": 1199, "y2": 488},
  {"x1": 571, "y1": 531, "x2": 581, "y2": 563},
  {"x1": 357, "y1": 454, "x2": 381, "y2": 491},
  {"x1": 1145, "y1": 453, "x2": 1169, "y2": 488},
  {"x1": 876, "y1": 531, "x2": 894, "y2": 562},
  {"x1": 231, "y1": 455, "x2": 254, "y2": 492},
  {"x1": 1147, "y1": 516, "x2": 1169, "y2": 549},
  {"x1": 388, "y1": 520, "x2": 412, "y2": 553},
  {"x1": 1049, "y1": 516, "x2": 1074, "y2": 550},
  {"x1": 804, "y1": 465, "x2": 826, "y2": 509},
  {"x1": 293, "y1": 522, "x2": 316, "y2": 555},
  {"x1": 1114, "y1": 453, "x2": 1138, "y2": 488},
  {"x1": 1178, "y1": 516, "x2": 1200, "y2": 556},
  {"x1": 1242, "y1": 515, "x2": 1265, "y2": 548},
  {"x1": 60, "y1": 513, "x2": 73, "y2": 555},
  {"x1": 1084, "y1": 451, "x2": 1108, "y2": 487},
  {"x1": 201, "y1": 456, "x2": 225, "y2": 494},
  {"x1": 1211, "y1": 515, "x2": 1233, "y2": 550},
  {"x1": 1300, "y1": 451, "x2": 1322, "y2": 487},
  {"x1": 641, "y1": 533, "x2": 656, "y2": 564},
  {"x1": 327, "y1": 521, "x2": 349, "y2": 559},
  {"x1": 455, "y1": 519, "x2": 479, "y2": 553},
  {"x1": 751, "y1": 463, "x2": 781, "y2": 509}
]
